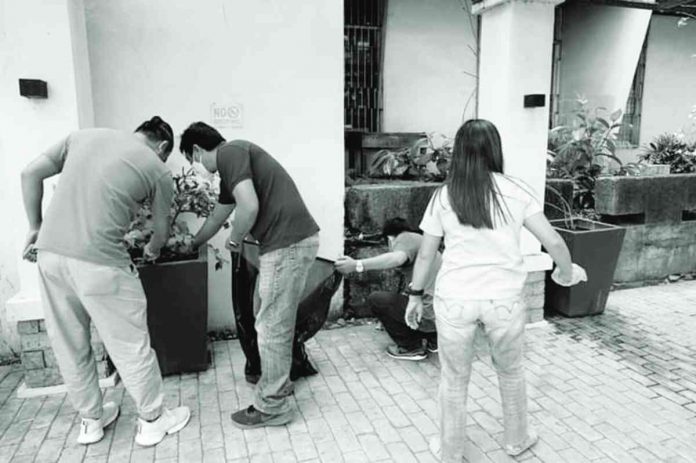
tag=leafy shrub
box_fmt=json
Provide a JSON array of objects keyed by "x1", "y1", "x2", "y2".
[
  {"x1": 368, "y1": 133, "x2": 452, "y2": 182},
  {"x1": 640, "y1": 132, "x2": 696, "y2": 174},
  {"x1": 546, "y1": 98, "x2": 627, "y2": 210},
  {"x1": 124, "y1": 168, "x2": 227, "y2": 268}
]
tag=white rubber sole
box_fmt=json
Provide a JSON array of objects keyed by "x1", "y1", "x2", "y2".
[
  {"x1": 135, "y1": 408, "x2": 191, "y2": 447},
  {"x1": 77, "y1": 404, "x2": 120, "y2": 445}
]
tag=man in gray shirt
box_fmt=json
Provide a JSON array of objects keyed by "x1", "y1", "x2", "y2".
[{"x1": 21, "y1": 116, "x2": 190, "y2": 447}]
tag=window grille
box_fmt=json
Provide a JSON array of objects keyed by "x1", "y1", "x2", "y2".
[{"x1": 344, "y1": 0, "x2": 387, "y2": 132}]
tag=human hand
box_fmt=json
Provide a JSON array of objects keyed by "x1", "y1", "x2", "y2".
[
  {"x1": 226, "y1": 234, "x2": 241, "y2": 253},
  {"x1": 404, "y1": 296, "x2": 423, "y2": 330},
  {"x1": 334, "y1": 256, "x2": 356, "y2": 274},
  {"x1": 143, "y1": 243, "x2": 160, "y2": 262},
  {"x1": 552, "y1": 263, "x2": 587, "y2": 286},
  {"x1": 22, "y1": 229, "x2": 40, "y2": 263}
]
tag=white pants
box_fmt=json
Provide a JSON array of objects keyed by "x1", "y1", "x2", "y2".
[{"x1": 37, "y1": 251, "x2": 163, "y2": 420}]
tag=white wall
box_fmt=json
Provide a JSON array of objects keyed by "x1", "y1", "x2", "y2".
[
  {"x1": 382, "y1": 0, "x2": 478, "y2": 136},
  {"x1": 557, "y1": 4, "x2": 651, "y2": 122},
  {"x1": 83, "y1": 0, "x2": 344, "y2": 330},
  {"x1": 640, "y1": 15, "x2": 696, "y2": 144},
  {"x1": 0, "y1": 0, "x2": 92, "y2": 356}
]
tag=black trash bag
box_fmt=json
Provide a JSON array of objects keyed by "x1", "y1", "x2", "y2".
[{"x1": 231, "y1": 243, "x2": 342, "y2": 382}]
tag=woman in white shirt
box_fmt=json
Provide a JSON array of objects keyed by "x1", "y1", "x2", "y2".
[{"x1": 405, "y1": 119, "x2": 585, "y2": 461}]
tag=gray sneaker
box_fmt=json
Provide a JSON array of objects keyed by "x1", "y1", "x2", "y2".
[{"x1": 386, "y1": 344, "x2": 427, "y2": 361}]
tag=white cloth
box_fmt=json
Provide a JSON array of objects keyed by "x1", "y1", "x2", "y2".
[
  {"x1": 419, "y1": 174, "x2": 542, "y2": 300},
  {"x1": 551, "y1": 263, "x2": 588, "y2": 286}
]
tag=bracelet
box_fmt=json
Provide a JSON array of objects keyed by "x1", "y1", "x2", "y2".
[{"x1": 404, "y1": 283, "x2": 424, "y2": 297}]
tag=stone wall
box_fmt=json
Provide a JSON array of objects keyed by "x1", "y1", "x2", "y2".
[
  {"x1": 595, "y1": 174, "x2": 696, "y2": 284},
  {"x1": 18, "y1": 320, "x2": 113, "y2": 388}
]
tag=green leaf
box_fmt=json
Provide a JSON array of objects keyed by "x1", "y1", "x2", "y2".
[{"x1": 610, "y1": 108, "x2": 623, "y2": 122}]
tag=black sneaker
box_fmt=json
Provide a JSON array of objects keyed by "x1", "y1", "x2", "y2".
[
  {"x1": 230, "y1": 405, "x2": 295, "y2": 429},
  {"x1": 426, "y1": 339, "x2": 438, "y2": 354},
  {"x1": 386, "y1": 344, "x2": 427, "y2": 361}
]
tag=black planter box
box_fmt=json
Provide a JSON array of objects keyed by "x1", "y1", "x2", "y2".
[
  {"x1": 138, "y1": 249, "x2": 208, "y2": 375},
  {"x1": 545, "y1": 219, "x2": 625, "y2": 317}
]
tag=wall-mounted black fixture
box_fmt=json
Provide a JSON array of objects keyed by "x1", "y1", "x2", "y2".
[
  {"x1": 523, "y1": 94, "x2": 545, "y2": 108},
  {"x1": 19, "y1": 79, "x2": 48, "y2": 99}
]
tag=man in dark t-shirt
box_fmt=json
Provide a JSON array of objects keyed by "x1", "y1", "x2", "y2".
[{"x1": 181, "y1": 122, "x2": 319, "y2": 429}]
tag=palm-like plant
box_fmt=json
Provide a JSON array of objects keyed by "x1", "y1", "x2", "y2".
[{"x1": 547, "y1": 98, "x2": 629, "y2": 210}]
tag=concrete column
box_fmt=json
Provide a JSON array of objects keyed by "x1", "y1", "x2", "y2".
[
  {"x1": 0, "y1": 0, "x2": 93, "y2": 353},
  {"x1": 474, "y1": 0, "x2": 562, "y2": 272}
]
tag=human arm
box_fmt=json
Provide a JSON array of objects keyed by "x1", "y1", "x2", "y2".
[
  {"x1": 144, "y1": 174, "x2": 175, "y2": 260},
  {"x1": 20, "y1": 139, "x2": 67, "y2": 261},
  {"x1": 404, "y1": 232, "x2": 442, "y2": 329},
  {"x1": 191, "y1": 202, "x2": 236, "y2": 250},
  {"x1": 524, "y1": 212, "x2": 573, "y2": 282},
  {"x1": 225, "y1": 179, "x2": 259, "y2": 252},
  {"x1": 335, "y1": 250, "x2": 409, "y2": 274}
]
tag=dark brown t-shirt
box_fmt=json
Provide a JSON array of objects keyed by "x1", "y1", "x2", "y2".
[{"x1": 217, "y1": 140, "x2": 319, "y2": 254}]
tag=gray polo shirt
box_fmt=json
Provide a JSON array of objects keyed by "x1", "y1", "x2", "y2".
[{"x1": 36, "y1": 128, "x2": 174, "y2": 267}]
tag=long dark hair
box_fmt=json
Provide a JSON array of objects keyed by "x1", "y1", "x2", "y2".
[{"x1": 445, "y1": 119, "x2": 508, "y2": 229}]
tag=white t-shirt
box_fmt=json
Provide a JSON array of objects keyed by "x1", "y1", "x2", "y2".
[{"x1": 419, "y1": 173, "x2": 542, "y2": 300}]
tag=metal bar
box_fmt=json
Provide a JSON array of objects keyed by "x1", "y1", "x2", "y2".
[{"x1": 577, "y1": 0, "x2": 695, "y2": 11}]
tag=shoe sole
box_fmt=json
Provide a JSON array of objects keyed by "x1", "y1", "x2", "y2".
[
  {"x1": 77, "y1": 406, "x2": 120, "y2": 445},
  {"x1": 386, "y1": 351, "x2": 427, "y2": 361},
  {"x1": 135, "y1": 409, "x2": 191, "y2": 447},
  {"x1": 231, "y1": 411, "x2": 295, "y2": 430},
  {"x1": 505, "y1": 433, "x2": 539, "y2": 456}
]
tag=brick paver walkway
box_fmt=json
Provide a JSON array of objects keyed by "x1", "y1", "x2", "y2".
[{"x1": 1, "y1": 281, "x2": 696, "y2": 462}]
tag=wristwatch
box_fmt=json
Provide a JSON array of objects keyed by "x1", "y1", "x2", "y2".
[
  {"x1": 404, "y1": 282, "x2": 424, "y2": 297},
  {"x1": 355, "y1": 260, "x2": 364, "y2": 273}
]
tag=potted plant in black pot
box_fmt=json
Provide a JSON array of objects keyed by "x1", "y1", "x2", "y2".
[
  {"x1": 124, "y1": 168, "x2": 226, "y2": 375},
  {"x1": 544, "y1": 99, "x2": 628, "y2": 317}
]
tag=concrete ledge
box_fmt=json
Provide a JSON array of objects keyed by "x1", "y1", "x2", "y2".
[
  {"x1": 16, "y1": 371, "x2": 119, "y2": 399},
  {"x1": 6, "y1": 292, "x2": 44, "y2": 323}
]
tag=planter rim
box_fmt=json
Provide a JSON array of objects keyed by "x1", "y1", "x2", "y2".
[
  {"x1": 550, "y1": 217, "x2": 626, "y2": 233},
  {"x1": 137, "y1": 247, "x2": 208, "y2": 268}
]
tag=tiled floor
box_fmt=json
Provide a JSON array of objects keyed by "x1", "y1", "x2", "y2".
[{"x1": 1, "y1": 280, "x2": 696, "y2": 462}]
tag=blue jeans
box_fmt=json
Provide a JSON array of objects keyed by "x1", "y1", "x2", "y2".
[
  {"x1": 253, "y1": 234, "x2": 319, "y2": 414},
  {"x1": 435, "y1": 296, "x2": 530, "y2": 462}
]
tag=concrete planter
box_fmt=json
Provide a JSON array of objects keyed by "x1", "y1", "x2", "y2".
[
  {"x1": 139, "y1": 248, "x2": 209, "y2": 376},
  {"x1": 545, "y1": 219, "x2": 626, "y2": 317},
  {"x1": 595, "y1": 174, "x2": 696, "y2": 284},
  {"x1": 345, "y1": 181, "x2": 440, "y2": 234}
]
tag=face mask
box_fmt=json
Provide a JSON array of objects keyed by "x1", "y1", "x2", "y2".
[{"x1": 191, "y1": 161, "x2": 213, "y2": 181}]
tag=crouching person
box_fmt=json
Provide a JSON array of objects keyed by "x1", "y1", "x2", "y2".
[
  {"x1": 21, "y1": 117, "x2": 190, "y2": 446},
  {"x1": 336, "y1": 218, "x2": 442, "y2": 360}
]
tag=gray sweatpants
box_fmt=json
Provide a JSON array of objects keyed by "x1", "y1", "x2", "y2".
[{"x1": 37, "y1": 251, "x2": 163, "y2": 420}]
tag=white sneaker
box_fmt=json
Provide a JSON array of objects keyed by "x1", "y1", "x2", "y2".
[
  {"x1": 77, "y1": 401, "x2": 120, "y2": 445},
  {"x1": 505, "y1": 430, "x2": 539, "y2": 456},
  {"x1": 429, "y1": 435, "x2": 441, "y2": 459},
  {"x1": 135, "y1": 406, "x2": 191, "y2": 447}
]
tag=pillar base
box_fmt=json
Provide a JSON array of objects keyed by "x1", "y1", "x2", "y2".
[{"x1": 16, "y1": 371, "x2": 119, "y2": 399}]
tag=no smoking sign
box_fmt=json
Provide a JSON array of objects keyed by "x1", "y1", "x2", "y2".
[{"x1": 211, "y1": 102, "x2": 243, "y2": 128}]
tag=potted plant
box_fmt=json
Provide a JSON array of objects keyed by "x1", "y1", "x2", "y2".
[
  {"x1": 639, "y1": 132, "x2": 696, "y2": 174},
  {"x1": 368, "y1": 132, "x2": 453, "y2": 181},
  {"x1": 124, "y1": 168, "x2": 226, "y2": 375},
  {"x1": 544, "y1": 99, "x2": 627, "y2": 317}
]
